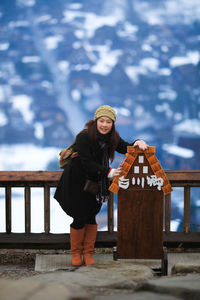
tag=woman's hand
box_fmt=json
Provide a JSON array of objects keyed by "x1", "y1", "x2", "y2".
[
  {"x1": 107, "y1": 167, "x2": 122, "y2": 179},
  {"x1": 133, "y1": 140, "x2": 148, "y2": 151}
]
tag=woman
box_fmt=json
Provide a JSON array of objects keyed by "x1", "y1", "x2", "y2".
[{"x1": 54, "y1": 105, "x2": 148, "y2": 266}]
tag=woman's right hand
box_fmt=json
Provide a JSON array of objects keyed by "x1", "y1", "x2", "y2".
[{"x1": 107, "y1": 167, "x2": 122, "y2": 179}]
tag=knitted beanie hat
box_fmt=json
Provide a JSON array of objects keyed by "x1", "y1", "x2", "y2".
[{"x1": 94, "y1": 105, "x2": 116, "y2": 122}]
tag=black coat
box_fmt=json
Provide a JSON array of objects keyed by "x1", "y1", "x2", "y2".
[{"x1": 54, "y1": 131, "x2": 133, "y2": 219}]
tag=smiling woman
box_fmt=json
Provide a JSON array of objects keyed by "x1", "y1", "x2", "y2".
[{"x1": 54, "y1": 104, "x2": 148, "y2": 267}]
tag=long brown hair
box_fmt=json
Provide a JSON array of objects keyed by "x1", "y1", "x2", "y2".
[{"x1": 77, "y1": 120, "x2": 120, "y2": 162}]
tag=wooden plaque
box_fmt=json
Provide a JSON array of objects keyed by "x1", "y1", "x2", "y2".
[{"x1": 117, "y1": 189, "x2": 163, "y2": 259}]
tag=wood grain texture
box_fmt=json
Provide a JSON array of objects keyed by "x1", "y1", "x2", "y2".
[{"x1": 117, "y1": 189, "x2": 164, "y2": 259}]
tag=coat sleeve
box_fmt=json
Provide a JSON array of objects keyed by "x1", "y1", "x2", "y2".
[
  {"x1": 115, "y1": 137, "x2": 136, "y2": 154},
  {"x1": 76, "y1": 132, "x2": 109, "y2": 177}
]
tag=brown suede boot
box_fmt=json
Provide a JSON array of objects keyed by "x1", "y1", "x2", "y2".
[
  {"x1": 83, "y1": 224, "x2": 97, "y2": 266},
  {"x1": 70, "y1": 226, "x2": 85, "y2": 266}
]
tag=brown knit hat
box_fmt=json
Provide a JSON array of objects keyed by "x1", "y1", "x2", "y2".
[{"x1": 94, "y1": 105, "x2": 116, "y2": 122}]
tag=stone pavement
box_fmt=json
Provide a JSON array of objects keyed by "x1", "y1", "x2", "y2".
[{"x1": 0, "y1": 252, "x2": 200, "y2": 300}]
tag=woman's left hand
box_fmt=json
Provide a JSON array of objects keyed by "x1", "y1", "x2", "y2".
[{"x1": 133, "y1": 140, "x2": 148, "y2": 151}]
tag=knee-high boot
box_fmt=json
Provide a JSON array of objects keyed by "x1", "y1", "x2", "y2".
[
  {"x1": 83, "y1": 224, "x2": 97, "y2": 266},
  {"x1": 70, "y1": 226, "x2": 85, "y2": 266}
]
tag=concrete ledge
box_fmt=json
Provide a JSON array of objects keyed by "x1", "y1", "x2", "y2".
[{"x1": 171, "y1": 263, "x2": 200, "y2": 274}]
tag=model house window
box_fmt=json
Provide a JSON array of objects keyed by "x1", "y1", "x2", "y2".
[
  {"x1": 134, "y1": 166, "x2": 139, "y2": 173},
  {"x1": 143, "y1": 166, "x2": 148, "y2": 174},
  {"x1": 138, "y1": 156, "x2": 144, "y2": 163}
]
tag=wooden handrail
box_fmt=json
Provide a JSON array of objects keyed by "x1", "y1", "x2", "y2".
[
  {"x1": 1, "y1": 170, "x2": 200, "y2": 183},
  {"x1": 0, "y1": 170, "x2": 200, "y2": 248}
]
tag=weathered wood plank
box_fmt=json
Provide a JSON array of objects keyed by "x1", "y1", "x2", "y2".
[
  {"x1": 118, "y1": 189, "x2": 164, "y2": 259},
  {"x1": 25, "y1": 187, "x2": 31, "y2": 234},
  {"x1": 0, "y1": 171, "x2": 62, "y2": 183},
  {"x1": 44, "y1": 185, "x2": 50, "y2": 234},
  {"x1": 0, "y1": 232, "x2": 117, "y2": 249},
  {"x1": 0, "y1": 232, "x2": 199, "y2": 249},
  {"x1": 5, "y1": 186, "x2": 11, "y2": 234},
  {"x1": 166, "y1": 170, "x2": 200, "y2": 182},
  {"x1": 184, "y1": 186, "x2": 190, "y2": 233},
  {"x1": 0, "y1": 170, "x2": 200, "y2": 183},
  {"x1": 107, "y1": 192, "x2": 114, "y2": 233},
  {"x1": 165, "y1": 193, "x2": 171, "y2": 233}
]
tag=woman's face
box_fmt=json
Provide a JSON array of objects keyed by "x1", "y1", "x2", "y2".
[{"x1": 97, "y1": 116, "x2": 113, "y2": 135}]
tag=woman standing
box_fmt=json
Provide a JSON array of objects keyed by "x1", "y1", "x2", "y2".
[{"x1": 54, "y1": 105, "x2": 148, "y2": 266}]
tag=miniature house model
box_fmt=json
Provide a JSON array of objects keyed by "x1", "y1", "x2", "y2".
[{"x1": 109, "y1": 146, "x2": 172, "y2": 259}]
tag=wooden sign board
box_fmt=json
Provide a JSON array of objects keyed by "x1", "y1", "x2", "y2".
[{"x1": 109, "y1": 146, "x2": 172, "y2": 259}]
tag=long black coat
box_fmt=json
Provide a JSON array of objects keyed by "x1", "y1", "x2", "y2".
[{"x1": 54, "y1": 131, "x2": 133, "y2": 219}]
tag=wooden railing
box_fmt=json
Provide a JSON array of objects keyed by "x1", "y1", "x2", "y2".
[{"x1": 0, "y1": 171, "x2": 200, "y2": 249}]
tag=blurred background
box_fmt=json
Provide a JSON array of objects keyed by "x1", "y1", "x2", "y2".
[{"x1": 0, "y1": 0, "x2": 199, "y2": 233}]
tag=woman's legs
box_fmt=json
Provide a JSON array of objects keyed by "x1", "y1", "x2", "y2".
[
  {"x1": 83, "y1": 223, "x2": 97, "y2": 266},
  {"x1": 70, "y1": 226, "x2": 85, "y2": 266}
]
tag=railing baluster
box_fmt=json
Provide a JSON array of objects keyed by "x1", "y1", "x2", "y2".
[
  {"x1": 107, "y1": 192, "x2": 114, "y2": 232},
  {"x1": 25, "y1": 186, "x2": 31, "y2": 234},
  {"x1": 165, "y1": 193, "x2": 171, "y2": 233},
  {"x1": 184, "y1": 185, "x2": 190, "y2": 233},
  {"x1": 44, "y1": 185, "x2": 50, "y2": 234},
  {"x1": 5, "y1": 186, "x2": 11, "y2": 234}
]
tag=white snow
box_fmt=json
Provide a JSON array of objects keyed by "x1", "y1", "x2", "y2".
[
  {"x1": 158, "y1": 68, "x2": 171, "y2": 76},
  {"x1": 134, "y1": 0, "x2": 200, "y2": 25},
  {"x1": 142, "y1": 44, "x2": 153, "y2": 52},
  {"x1": 91, "y1": 48, "x2": 122, "y2": 76},
  {"x1": 35, "y1": 14, "x2": 52, "y2": 24},
  {"x1": 10, "y1": 95, "x2": 34, "y2": 124},
  {"x1": 57, "y1": 61, "x2": 69, "y2": 75},
  {"x1": 113, "y1": 107, "x2": 131, "y2": 117},
  {"x1": 140, "y1": 58, "x2": 159, "y2": 72},
  {"x1": 44, "y1": 35, "x2": 64, "y2": 50},
  {"x1": 62, "y1": 9, "x2": 124, "y2": 38},
  {"x1": 71, "y1": 89, "x2": 81, "y2": 101},
  {"x1": 68, "y1": 3, "x2": 83, "y2": 10},
  {"x1": 158, "y1": 89, "x2": 177, "y2": 101},
  {"x1": 41, "y1": 81, "x2": 53, "y2": 89},
  {"x1": 34, "y1": 122, "x2": 44, "y2": 140},
  {"x1": 8, "y1": 20, "x2": 30, "y2": 28},
  {"x1": 163, "y1": 144, "x2": 194, "y2": 158},
  {"x1": 170, "y1": 219, "x2": 181, "y2": 231},
  {"x1": 0, "y1": 144, "x2": 59, "y2": 171},
  {"x1": 125, "y1": 66, "x2": 147, "y2": 84},
  {"x1": 117, "y1": 22, "x2": 138, "y2": 39},
  {"x1": 0, "y1": 111, "x2": 7, "y2": 126},
  {"x1": 169, "y1": 51, "x2": 200, "y2": 68},
  {"x1": 173, "y1": 119, "x2": 200, "y2": 136},
  {"x1": 0, "y1": 43, "x2": 9, "y2": 51},
  {"x1": 0, "y1": 85, "x2": 12, "y2": 102},
  {"x1": 22, "y1": 56, "x2": 41, "y2": 63},
  {"x1": 16, "y1": 0, "x2": 35, "y2": 7},
  {"x1": 125, "y1": 57, "x2": 161, "y2": 84}
]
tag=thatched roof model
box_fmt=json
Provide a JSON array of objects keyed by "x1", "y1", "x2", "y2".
[{"x1": 109, "y1": 146, "x2": 173, "y2": 195}]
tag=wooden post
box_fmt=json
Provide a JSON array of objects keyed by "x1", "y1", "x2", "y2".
[
  {"x1": 25, "y1": 186, "x2": 31, "y2": 234},
  {"x1": 165, "y1": 193, "x2": 171, "y2": 233},
  {"x1": 107, "y1": 192, "x2": 114, "y2": 232},
  {"x1": 44, "y1": 185, "x2": 50, "y2": 234},
  {"x1": 5, "y1": 186, "x2": 11, "y2": 234},
  {"x1": 184, "y1": 186, "x2": 190, "y2": 233}
]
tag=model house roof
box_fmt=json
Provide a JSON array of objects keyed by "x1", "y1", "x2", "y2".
[{"x1": 109, "y1": 146, "x2": 173, "y2": 195}]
